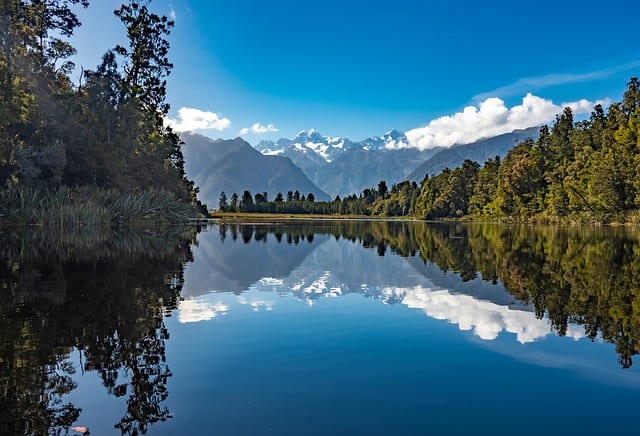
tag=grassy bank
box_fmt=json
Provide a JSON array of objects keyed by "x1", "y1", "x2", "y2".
[{"x1": 0, "y1": 187, "x2": 202, "y2": 226}]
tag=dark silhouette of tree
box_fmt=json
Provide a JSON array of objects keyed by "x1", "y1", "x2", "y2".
[
  {"x1": 240, "y1": 190, "x2": 254, "y2": 212},
  {"x1": 219, "y1": 191, "x2": 228, "y2": 211}
]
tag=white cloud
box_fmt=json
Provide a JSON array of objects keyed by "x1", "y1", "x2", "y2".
[
  {"x1": 239, "y1": 122, "x2": 279, "y2": 136},
  {"x1": 401, "y1": 94, "x2": 607, "y2": 150},
  {"x1": 165, "y1": 107, "x2": 231, "y2": 132},
  {"x1": 168, "y1": 4, "x2": 176, "y2": 20}
]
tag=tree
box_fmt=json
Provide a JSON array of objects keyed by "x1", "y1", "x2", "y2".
[
  {"x1": 218, "y1": 191, "x2": 228, "y2": 211},
  {"x1": 114, "y1": 0, "x2": 173, "y2": 114},
  {"x1": 229, "y1": 192, "x2": 239, "y2": 211},
  {"x1": 240, "y1": 190, "x2": 254, "y2": 212},
  {"x1": 622, "y1": 77, "x2": 639, "y2": 117},
  {"x1": 254, "y1": 192, "x2": 266, "y2": 205},
  {"x1": 20, "y1": 0, "x2": 89, "y2": 67},
  {"x1": 377, "y1": 180, "x2": 388, "y2": 198},
  {"x1": 307, "y1": 192, "x2": 315, "y2": 202},
  {"x1": 108, "y1": 0, "x2": 192, "y2": 201},
  {"x1": 275, "y1": 192, "x2": 283, "y2": 202},
  {"x1": 469, "y1": 156, "x2": 500, "y2": 215}
]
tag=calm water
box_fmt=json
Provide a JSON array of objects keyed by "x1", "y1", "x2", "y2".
[{"x1": 2, "y1": 222, "x2": 640, "y2": 435}]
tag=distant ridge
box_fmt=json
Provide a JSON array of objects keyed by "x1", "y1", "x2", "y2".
[
  {"x1": 407, "y1": 127, "x2": 540, "y2": 182},
  {"x1": 181, "y1": 132, "x2": 331, "y2": 208},
  {"x1": 256, "y1": 129, "x2": 441, "y2": 197},
  {"x1": 253, "y1": 127, "x2": 540, "y2": 197}
]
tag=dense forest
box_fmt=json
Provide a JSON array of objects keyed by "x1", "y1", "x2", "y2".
[
  {"x1": 0, "y1": 0, "x2": 204, "y2": 224},
  {"x1": 223, "y1": 78, "x2": 640, "y2": 223}
]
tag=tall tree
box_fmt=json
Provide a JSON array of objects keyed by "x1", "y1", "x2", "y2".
[
  {"x1": 218, "y1": 191, "x2": 228, "y2": 211},
  {"x1": 114, "y1": 0, "x2": 172, "y2": 114}
]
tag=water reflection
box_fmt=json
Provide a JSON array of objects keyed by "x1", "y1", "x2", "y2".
[
  {"x1": 2, "y1": 221, "x2": 640, "y2": 434},
  {"x1": 184, "y1": 222, "x2": 640, "y2": 367},
  {"x1": 0, "y1": 226, "x2": 198, "y2": 435}
]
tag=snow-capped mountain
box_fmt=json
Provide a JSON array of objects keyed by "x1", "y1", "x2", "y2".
[
  {"x1": 255, "y1": 128, "x2": 408, "y2": 163},
  {"x1": 255, "y1": 128, "x2": 438, "y2": 197},
  {"x1": 180, "y1": 132, "x2": 331, "y2": 208},
  {"x1": 252, "y1": 127, "x2": 538, "y2": 198},
  {"x1": 256, "y1": 128, "x2": 356, "y2": 163},
  {"x1": 359, "y1": 128, "x2": 410, "y2": 150}
]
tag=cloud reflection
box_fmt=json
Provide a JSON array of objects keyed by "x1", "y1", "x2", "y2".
[
  {"x1": 178, "y1": 298, "x2": 229, "y2": 323},
  {"x1": 384, "y1": 286, "x2": 584, "y2": 343}
]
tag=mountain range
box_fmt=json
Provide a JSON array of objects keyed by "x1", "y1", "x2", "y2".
[
  {"x1": 255, "y1": 129, "x2": 442, "y2": 197},
  {"x1": 180, "y1": 126, "x2": 541, "y2": 206},
  {"x1": 180, "y1": 133, "x2": 331, "y2": 208},
  {"x1": 255, "y1": 127, "x2": 539, "y2": 196}
]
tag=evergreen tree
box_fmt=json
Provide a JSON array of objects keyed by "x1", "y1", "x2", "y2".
[{"x1": 218, "y1": 191, "x2": 228, "y2": 211}]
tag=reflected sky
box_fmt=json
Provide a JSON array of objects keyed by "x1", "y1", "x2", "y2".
[
  {"x1": 176, "y1": 224, "x2": 638, "y2": 388},
  {"x1": 3, "y1": 222, "x2": 637, "y2": 435},
  {"x1": 180, "y1": 227, "x2": 580, "y2": 345}
]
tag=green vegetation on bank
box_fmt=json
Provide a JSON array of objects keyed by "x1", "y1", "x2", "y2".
[
  {"x1": 218, "y1": 180, "x2": 420, "y2": 217},
  {"x1": 0, "y1": 186, "x2": 196, "y2": 225},
  {"x1": 0, "y1": 1, "x2": 206, "y2": 224},
  {"x1": 223, "y1": 79, "x2": 640, "y2": 224}
]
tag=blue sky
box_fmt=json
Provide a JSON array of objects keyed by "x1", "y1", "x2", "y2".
[{"x1": 71, "y1": 0, "x2": 640, "y2": 145}]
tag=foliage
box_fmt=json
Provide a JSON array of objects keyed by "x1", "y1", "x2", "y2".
[
  {"x1": 219, "y1": 180, "x2": 421, "y2": 216},
  {"x1": 0, "y1": 0, "x2": 205, "y2": 221},
  {"x1": 0, "y1": 186, "x2": 196, "y2": 225},
  {"x1": 226, "y1": 78, "x2": 640, "y2": 224}
]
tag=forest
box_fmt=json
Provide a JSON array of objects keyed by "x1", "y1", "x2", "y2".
[
  {"x1": 223, "y1": 78, "x2": 640, "y2": 223},
  {"x1": 0, "y1": 0, "x2": 205, "y2": 224}
]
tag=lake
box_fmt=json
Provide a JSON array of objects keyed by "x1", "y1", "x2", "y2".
[{"x1": 1, "y1": 221, "x2": 640, "y2": 435}]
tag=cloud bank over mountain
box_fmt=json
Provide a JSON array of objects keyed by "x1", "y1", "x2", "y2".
[{"x1": 401, "y1": 94, "x2": 609, "y2": 150}]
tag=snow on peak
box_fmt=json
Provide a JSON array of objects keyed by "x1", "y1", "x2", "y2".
[{"x1": 254, "y1": 128, "x2": 409, "y2": 161}]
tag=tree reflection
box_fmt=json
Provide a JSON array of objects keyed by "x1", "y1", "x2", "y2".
[
  {"x1": 0, "y1": 226, "x2": 198, "y2": 434},
  {"x1": 217, "y1": 221, "x2": 640, "y2": 367}
]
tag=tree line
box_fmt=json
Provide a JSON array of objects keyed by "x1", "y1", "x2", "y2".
[
  {"x1": 218, "y1": 179, "x2": 420, "y2": 216},
  {"x1": 417, "y1": 78, "x2": 640, "y2": 222},
  {"x1": 0, "y1": 1, "x2": 205, "y2": 222},
  {"x1": 222, "y1": 78, "x2": 640, "y2": 222}
]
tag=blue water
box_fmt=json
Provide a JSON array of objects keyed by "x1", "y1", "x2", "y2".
[{"x1": 3, "y1": 222, "x2": 640, "y2": 435}]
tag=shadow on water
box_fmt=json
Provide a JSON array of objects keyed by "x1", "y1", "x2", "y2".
[{"x1": 0, "y1": 225, "x2": 200, "y2": 435}]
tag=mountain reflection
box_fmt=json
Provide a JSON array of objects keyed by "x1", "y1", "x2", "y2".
[
  {"x1": 3, "y1": 220, "x2": 640, "y2": 435},
  {"x1": 0, "y1": 226, "x2": 198, "y2": 435},
  {"x1": 183, "y1": 221, "x2": 640, "y2": 368}
]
